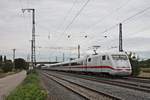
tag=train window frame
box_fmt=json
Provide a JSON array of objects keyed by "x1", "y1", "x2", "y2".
[
  {"x1": 88, "y1": 58, "x2": 91, "y2": 62},
  {"x1": 112, "y1": 55, "x2": 127, "y2": 60},
  {"x1": 107, "y1": 56, "x2": 110, "y2": 60},
  {"x1": 102, "y1": 55, "x2": 106, "y2": 60}
]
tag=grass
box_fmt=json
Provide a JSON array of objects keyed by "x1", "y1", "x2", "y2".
[
  {"x1": 0, "y1": 70, "x2": 20, "y2": 78},
  {"x1": 138, "y1": 68, "x2": 150, "y2": 78},
  {"x1": 6, "y1": 70, "x2": 47, "y2": 100}
]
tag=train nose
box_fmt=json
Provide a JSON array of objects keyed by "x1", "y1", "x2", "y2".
[
  {"x1": 117, "y1": 71, "x2": 132, "y2": 76},
  {"x1": 112, "y1": 68, "x2": 132, "y2": 76}
]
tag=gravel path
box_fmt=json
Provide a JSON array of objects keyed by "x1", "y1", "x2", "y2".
[
  {"x1": 39, "y1": 73, "x2": 86, "y2": 100},
  {"x1": 0, "y1": 71, "x2": 26, "y2": 100}
]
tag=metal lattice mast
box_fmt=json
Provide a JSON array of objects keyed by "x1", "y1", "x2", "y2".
[
  {"x1": 119, "y1": 23, "x2": 123, "y2": 52},
  {"x1": 78, "y1": 45, "x2": 80, "y2": 58},
  {"x1": 22, "y1": 8, "x2": 36, "y2": 67},
  {"x1": 13, "y1": 49, "x2": 16, "y2": 70}
]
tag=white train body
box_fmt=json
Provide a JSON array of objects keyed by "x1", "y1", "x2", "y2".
[{"x1": 47, "y1": 52, "x2": 132, "y2": 76}]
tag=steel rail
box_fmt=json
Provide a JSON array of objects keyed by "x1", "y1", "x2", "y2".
[
  {"x1": 41, "y1": 71, "x2": 121, "y2": 100},
  {"x1": 46, "y1": 71, "x2": 150, "y2": 93}
]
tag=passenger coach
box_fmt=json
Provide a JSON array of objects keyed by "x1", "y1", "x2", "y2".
[{"x1": 47, "y1": 52, "x2": 132, "y2": 76}]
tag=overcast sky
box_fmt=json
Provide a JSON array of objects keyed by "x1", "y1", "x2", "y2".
[{"x1": 0, "y1": 0, "x2": 150, "y2": 61}]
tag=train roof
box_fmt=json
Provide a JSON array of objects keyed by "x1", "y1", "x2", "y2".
[
  {"x1": 87, "y1": 51, "x2": 127, "y2": 57},
  {"x1": 100, "y1": 51, "x2": 127, "y2": 55},
  {"x1": 48, "y1": 52, "x2": 127, "y2": 67},
  {"x1": 49, "y1": 59, "x2": 79, "y2": 67}
]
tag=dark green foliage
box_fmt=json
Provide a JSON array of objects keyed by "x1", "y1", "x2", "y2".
[
  {"x1": 127, "y1": 52, "x2": 140, "y2": 76},
  {"x1": 14, "y1": 58, "x2": 28, "y2": 70},
  {"x1": 0, "y1": 55, "x2": 2, "y2": 68},
  {"x1": 0, "y1": 55, "x2": 2, "y2": 62},
  {"x1": 4, "y1": 55, "x2": 6, "y2": 62},
  {"x1": 0, "y1": 63, "x2": 2, "y2": 69},
  {"x1": 7, "y1": 72, "x2": 47, "y2": 100},
  {"x1": 139, "y1": 59, "x2": 150, "y2": 68},
  {"x1": 130, "y1": 59, "x2": 140, "y2": 76},
  {"x1": 1, "y1": 57, "x2": 28, "y2": 73},
  {"x1": 0, "y1": 55, "x2": 13, "y2": 73},
  {"x1": 1, "y1": 60, "x2": 13, "y2": 73}
]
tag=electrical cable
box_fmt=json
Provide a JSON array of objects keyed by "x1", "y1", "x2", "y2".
[
  {"x1": 87, "y1": 0, "x2": 131, "y2": 31},
  {"x1": 121, "y1": 6, "x2": 150, "y2": 23},
  {"x1": 62, "y1": 0, "x2": 90, "y2": 33},
  {"x1": 53, "y1": 0, "x2": 90, "y2": 47},
  {"x1": 55, "y1": 0, "x2": 78, "y2": 33},
  {"x1": 88, "y1": 5, "x2": 150, "y2": 46}
]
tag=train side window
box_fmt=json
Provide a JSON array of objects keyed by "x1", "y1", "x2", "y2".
[
  {"x1": 88, "y1": 58, "x2": 91, "y2": 62},
  {"x1": 102, "y1": 55, "x2": 106, "y2": 60},
  {"x1": 107, "y1": 56, "x2": 109, "y2": 60}
]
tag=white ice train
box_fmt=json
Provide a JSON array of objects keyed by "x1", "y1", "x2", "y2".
[{"x1": 46, "y1": 52, "x2": 132, "y2": 76}]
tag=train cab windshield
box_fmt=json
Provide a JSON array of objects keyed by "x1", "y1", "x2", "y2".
[{"x1": 112, "y1": 55, "x2": 128, "y2": 60}]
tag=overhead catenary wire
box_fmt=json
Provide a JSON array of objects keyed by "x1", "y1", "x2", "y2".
[
  {"x1": 17, "y1": 0, "x2": 150, "y2": 60},
  {"x1": 53, "y1": 0, "x2": 130, "y2": 52},
  {"x1": 36, "y1": 0, "x2": 78, "y2": 41},
  {"x1": 121, "y1": 6, "x2": 150, "y2": 23},
  {"x1": 71, "y1": 0, "x2": 132, "y2": 44},
  {"x1": 63, "y1": 0, "x2": 90, "y2": 32},
  {"x1": 54, "y1": 0, "x2": 132, "y2": 48},
  {"x1": 60, "y1": 0, "x2": 90, "y2": 37},
  {"x1": 126, "y1": 25, "x2": 150, "y2": 37},
  {"x1": 88, "y1": 23, "x2": 119, "y2": 43},
  {"x1": 88, "y1": 5, "x2": 150, "y2": 45},
  {"x1": 87, "y1": 0, "x2": 131, "y2": 32},
  {"x1": 52, "y1": 0, "x2": 90, "y2": 46},
  {"x1": 55, "y1": 0, "x2": 78, "y2": 33}
]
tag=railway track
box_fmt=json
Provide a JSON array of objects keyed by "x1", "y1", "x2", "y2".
[
  {"x1": 89, "y1": 78, "x2": 150, "y2": 93},
  {"x1": 123, "y1": 77, "x2": 150, "y2": 84},
  {"x1": 41, "y1": 71, "x2": 121, "y2": 100},
  {"x1": 46, "y1": 71, "x2": 150, "y2": 93}
]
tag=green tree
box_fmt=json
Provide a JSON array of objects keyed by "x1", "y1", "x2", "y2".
[
  {"x1": 1, "y1": 60, "x2": 13, "y2": 72},
  {"x1": 4, "y1": 55, "x2": 6, "y2": 63},
  {"x1": 0, "y1": 55, "x2": 2, "y2": 62},
  {"x1": 0, "y1": 55, "x2": 2, "y2": 68},
  {"x1": 139, "y1": 59, "x2": 150, "y2": 68},
  {"x1": 127, "y1": 52, "x2": 140, "y2": 76},
  {"x1": 14, "y1": 58, "x2": 28, "y2": 70}
]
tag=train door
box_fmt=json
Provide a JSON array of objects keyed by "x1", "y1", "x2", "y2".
[
  {"x1": 101, "y1": 55, "x2": 110, "y2": 72},
  {"x1": 93, "y1": 56, "x2": 99, "y2": 72},
  {"x1": 86, "y1": 57, "x2": 92, "y2": 72},
  {"x1": 87, "y1": 56, "x2": 99, "y2": 72},
  {"x1": 99, "y1": 56, "x2": 102, "y2": 73}
]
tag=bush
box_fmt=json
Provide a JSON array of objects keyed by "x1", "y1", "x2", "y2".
[
  {"x1": 7, "y1": 71, "x2": 47, "y2": 100},
  {"x1": 14, "y1": 58, "x2": 28, "y2": 70},
  {"x1": 1, "y1": 60, "x2": 13, "y2": 73},
  {"x1": 0, "y1": 55, "x2": 2, "y2": 69},
  {"x1": 130, "y1": 59, "x2": 140, "y2": 76},
  {"x1": 0, "y1": 62, "x2": 2, "y2": 69},
  {"x1": 139, "y1": 59, "x2": 150, "y2": 68},
  {"x1": 127, "y1": 52, "x2": 140, "y2": 76}
]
